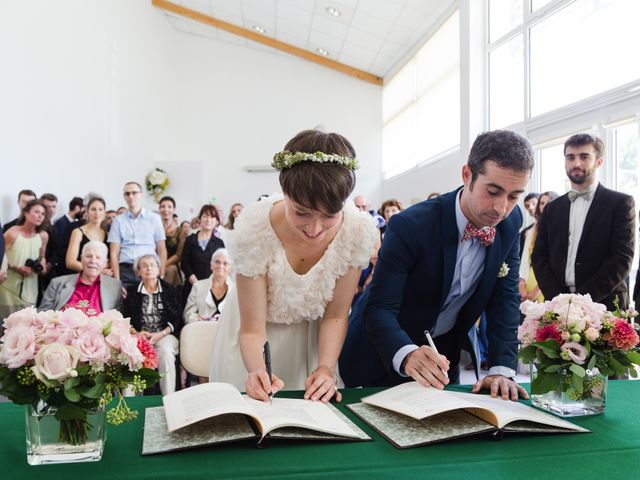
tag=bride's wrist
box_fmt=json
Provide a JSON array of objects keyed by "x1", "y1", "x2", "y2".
[{"x1": 313, "y1": 364, "x2": 335, "y2": 377}]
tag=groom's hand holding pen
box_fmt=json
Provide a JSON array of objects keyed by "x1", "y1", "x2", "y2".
[{"x1": 401, "y1": 331, "x2": 450, "y2": 389}]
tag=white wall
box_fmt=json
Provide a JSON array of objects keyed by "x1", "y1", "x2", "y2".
[{"x1": 0, "y1": 0, "x2": 382, "y2": 223}]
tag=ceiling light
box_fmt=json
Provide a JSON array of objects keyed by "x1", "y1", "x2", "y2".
[
  {"x1": 316, "y1": 48, "x2": 330, "y2": 56},
  {"x1": 326, "y1": 7, "x2": 341, "y2": 17},
  {"x1": 252, "y1": 25, "x2": 266, "y2": 34}
]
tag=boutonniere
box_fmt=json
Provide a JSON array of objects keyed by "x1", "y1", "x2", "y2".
[{"x1": 498, "y1": 262, "x2": 509, "y2": 278}]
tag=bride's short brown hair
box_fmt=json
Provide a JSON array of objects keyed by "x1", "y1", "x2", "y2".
[{"x1": 279, "y1": 130, "x2": 356, "y2": 214}]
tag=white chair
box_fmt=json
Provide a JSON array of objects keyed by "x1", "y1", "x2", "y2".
[{"x1": 179, "y1": 322, "x2": 219, "y2": 377}]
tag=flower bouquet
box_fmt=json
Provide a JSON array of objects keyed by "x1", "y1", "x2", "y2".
[
  {"x1": 518, "y1": 294, "x2": 640, "y2": 416},
  {"x1": 0, "y1": 307, "x2": 160, "y2": 464},
  {"x1": 145, "y1": 168, "x2": 170, "y2": 203}
]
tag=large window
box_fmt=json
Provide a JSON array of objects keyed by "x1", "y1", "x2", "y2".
[
  {"x1": 382, "y1": 10, "x2": 459, "y2": 178},
  {"x1": 489, "y1": 0, "x2": 640, "y2": 128}
]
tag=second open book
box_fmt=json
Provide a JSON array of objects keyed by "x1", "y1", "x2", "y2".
[
  {"x1": 142, "y1": 382, "x2": 369, "y2": 455},
  {"x1": 347, "y1": 382, "x2": 589, "y2": 448}
]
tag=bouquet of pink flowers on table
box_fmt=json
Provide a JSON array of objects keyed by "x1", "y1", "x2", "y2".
[
  {"x1": 0, "y1": 307, "x2": 160, "y2": 445},
  {"x1": 518, "y1": 293, "x2": 640, "y2": 397}
]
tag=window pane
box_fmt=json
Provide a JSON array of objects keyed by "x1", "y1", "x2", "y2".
[
  {"x1": 489, "y1": 34, "x2": 524, "y2": 128},
  {"x1": 613, "y1": 121, "x2": 639, "y2": 271},
  {"x1": 538, "y1": 143, "x2": 569, "y2": 196},
  {"x1": 530, "y1": 0, "x2": 640, "y2": 116},
  {"x1": 416, "y1": 11, "x2": 459, "y2": 97},
  {"x1": 382, "y1": 61, "x2": 414, "y2": 123},
  {"x1": 489, "y1": 0, "x2": 523, "y2": 42},
  {"x1": 416, "y1": 69, "x2": 460, "y2": 162},
  {"x1": 382, "y1": 106, "x2": 417, "y2": 178}
]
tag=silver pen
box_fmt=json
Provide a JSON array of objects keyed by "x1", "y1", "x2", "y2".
[{"x1": 424, "y1": 330, "x2": 449, "y2": 379}]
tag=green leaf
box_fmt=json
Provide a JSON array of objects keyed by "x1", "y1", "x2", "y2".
[
  {"x1": 544, "y1": 364, "x2": 564, "y2": 373},
  {"x1": 64, "y1": 388, "x2": 81, "y2": 403},
  {"x1": 77, "y1": 383, "x2": 107, "y2": 400},
  {"x1": 518, "y1": 346, "x2": 537, "y2": 363},
  {"x1": 626, "y1": 351, "x2": 640, "y2": 364},
  {"x1": 531, "y1": 371, "x2": 560, "y2": 394},
  {"x1": 609, "y1": 357, "x2": 626, "y2": 375},
  {"x1": 569, "y1": 364, "x2": 586, "y2": 377},
  {"x1": 587, "y1": 355, "x2": 597, "y2": 371},
  {"x1": 64, "y1": 377, "x2": 81, "y2": 389},
  {"x1": 572, "y1": 373, "x2": 584, "y2": 395}
]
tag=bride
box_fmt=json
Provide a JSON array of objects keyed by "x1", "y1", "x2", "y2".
[{"x1": 209, "y1": 129, "x2": 378, "y2": 403}]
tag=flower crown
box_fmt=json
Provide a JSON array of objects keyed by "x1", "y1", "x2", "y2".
[{"x1": 271, "y1": 150, "x2": 359, "y2": 171}]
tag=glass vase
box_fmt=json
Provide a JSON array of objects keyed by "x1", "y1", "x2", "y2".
[
  {"x1": 530, "y1": 364, "x2": 607, "y2": 417},
  {"x1": 25, "y1": 401, "x2": 106, "y2": 465}
]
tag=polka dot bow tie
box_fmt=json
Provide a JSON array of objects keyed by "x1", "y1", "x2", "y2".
[{"x1": 462, "y1": 223, "x2": 496, "y2": 247}]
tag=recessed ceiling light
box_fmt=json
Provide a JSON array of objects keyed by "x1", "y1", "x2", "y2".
[
  {"x1": 252, "y1": 25, "x2": 266, "y2": 34},
  {"x1": 316, "y1": 48, "x2": 329, "y2": 56},
  {"x1": 326, "y1": 7, "x2": 341, "y2": 17}
]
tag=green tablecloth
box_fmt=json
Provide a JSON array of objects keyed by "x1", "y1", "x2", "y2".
[{"x1": 2, "y1": 381, "x2": 639, "y2": 480}]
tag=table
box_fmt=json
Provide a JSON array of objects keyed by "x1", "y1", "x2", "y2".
[{"x1": 1, "y1": 381, "x2": 639, "y2": 480}]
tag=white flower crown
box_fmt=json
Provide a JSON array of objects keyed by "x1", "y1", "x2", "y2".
[{"x1": 271, "y1": 151, "x2": 359, "y2": 171}]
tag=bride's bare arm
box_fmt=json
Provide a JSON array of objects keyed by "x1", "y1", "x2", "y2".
[
  {"x1": 305, "y1": 267, "x2": 361, "y2": 403},
  {"x1": 237, "y1": 273, "x2": 283, "y2": 400}
]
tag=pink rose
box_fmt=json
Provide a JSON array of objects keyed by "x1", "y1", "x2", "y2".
[
  {"x1": 517, "y1": 318, "x2": 538, "y2": 346},
  {"x1": 585, "y1": 327, "x2": 599, "y2": 342},
  {"x1": 0, "y1": 325, "x2": 37, "y2": 368},
  {"x1": 560, "y1": 342, "x2": 588, "y2": 364},
  {"x1": 72, "y1": 321, "x2": 110, "y2": 364},
  {"x1": 2, "y1": 307, "x2": 38, "y2": 331},
  {"x1": 32, "y1": 343, "x2": 80, "y2": 385},
  {"x1": 520, "y1": 300, "x2": 546, "y2": 322}
]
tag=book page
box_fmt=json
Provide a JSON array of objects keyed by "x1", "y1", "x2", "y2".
[
  {"x1": 361, "y1": 382, "x2": 482, "y2": 420},
  {"x1": 162, "y1": 382, "x2": 256, "y2": 432},
  {"x1": 461, "y1": 394, "x2": 588, "y2": 431},
  {"x1": 243, "y1": 397, "x2": 361, "y2": 440}
]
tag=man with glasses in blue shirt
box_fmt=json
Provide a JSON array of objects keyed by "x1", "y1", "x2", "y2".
[{"x1": 108, "y1": 181, "x2": 167, "y2": 289}]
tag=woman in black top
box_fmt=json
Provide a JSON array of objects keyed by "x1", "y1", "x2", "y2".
[
  {"x1": 121, "y1": 253, "x2": 182, "y2": 395},
  {"x1": 180, "y1": 204, "x2": 224, "y2": 300}
]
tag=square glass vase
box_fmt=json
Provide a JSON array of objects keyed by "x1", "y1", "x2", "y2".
[
  {"x1": 25, "y1": 402, "x2": 105, "y2": 465},
  {"x1": 530, "y1": 364, "x2": 607, "y2": 417}
]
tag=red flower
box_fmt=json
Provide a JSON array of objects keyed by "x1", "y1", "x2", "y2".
[
  {"x1": 605, "y1": 319, "x2": 639, "y2": 351},
  {"x1": 535, "y1": 324, "x2": 562, "y2": 343},
  {"x1": 137, "y1": 335, "x2": 158, "y2": 369}
]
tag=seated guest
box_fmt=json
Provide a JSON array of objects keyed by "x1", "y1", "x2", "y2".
[
  {"x1": 39, "y1": 241, "x2": 121, "y2": 312},
  {"x1": 158, "y1": 196, "x2": 185, "y2": 286},
  {"x1": 183, "y1": 248, "x2": 233, "y2": 384},
  {"x1": 180, "y1": 205, "x2": 225, "y2": 301},
  {"x1": 224, "y1": 203, "x2": 244, "y2": 230},
  {"x1": 121, "y1": 254, "x2": 182, "y2": 395},
  {"x1": 66, "y1": 197, "x2": 112, "y2": 276},
  {"x1": 184, "y1": 248, "x2": 233, "y2": 324}
]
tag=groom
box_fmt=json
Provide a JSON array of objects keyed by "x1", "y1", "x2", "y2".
[{"x1": 340, "y1": 130, "x2": 533, "y2": 400}]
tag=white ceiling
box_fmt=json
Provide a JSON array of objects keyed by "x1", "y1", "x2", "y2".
[{"x1": 162, "y1": 0, "x2": 455, "y2": 80}]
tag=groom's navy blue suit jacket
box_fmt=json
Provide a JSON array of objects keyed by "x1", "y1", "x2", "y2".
[{"x1": 340, "y1": 187, "x2": 522, "y2": 387}]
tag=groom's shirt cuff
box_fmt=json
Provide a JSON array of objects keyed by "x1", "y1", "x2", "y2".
[
  {"x1": 488, "y1": 365, "x2": 516, "y2": 378},
  {"x1": 393, "y1": 344, "x2": 419, "y2": 377}
]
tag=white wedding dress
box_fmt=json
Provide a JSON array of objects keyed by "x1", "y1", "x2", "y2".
[{"x1": 208, "y1": 194, "x2": 378, "y2": 391}]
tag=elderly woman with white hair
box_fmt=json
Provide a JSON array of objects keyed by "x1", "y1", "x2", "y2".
[
  {"x1": 121, "y1": 253, "x2": 182, "y2": 395},
  {"x1": 39, "y1": 240, "x2": 122, "y2": 312},
  {"x1": 183, "y1": 248, "x2": 233, "y2": 324}
]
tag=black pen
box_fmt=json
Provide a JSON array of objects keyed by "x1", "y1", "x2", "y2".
[{"x1": 263, "y1": 341, "x2": 273, "y2": 404}]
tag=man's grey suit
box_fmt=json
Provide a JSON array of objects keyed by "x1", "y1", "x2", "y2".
[{"x1": 38, "y1": 274, "x2": 123, "y2": 312}]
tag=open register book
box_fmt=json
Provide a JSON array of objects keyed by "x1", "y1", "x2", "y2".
[
  {"x1": 347, "y1": 382, "x2": 589, "y2": 449},
  {"x1": 142, "y1": 382, "x2": 370, "y2": 455}
]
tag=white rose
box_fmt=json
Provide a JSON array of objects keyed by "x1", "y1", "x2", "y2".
[
  {"x1": 32, "y1": 343, "x2": 80, "y2": 385},
  {"x1": 148, "y1": 170, "x2": 167, "y2": 185}
]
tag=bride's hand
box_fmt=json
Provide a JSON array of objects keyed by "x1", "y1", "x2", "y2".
[
  {"x1": 304, "y1": 365, "x2": 341, "y2": 403},
  {"x1": 245, "y1": 369, "x2": 284, "y2": 402}
]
